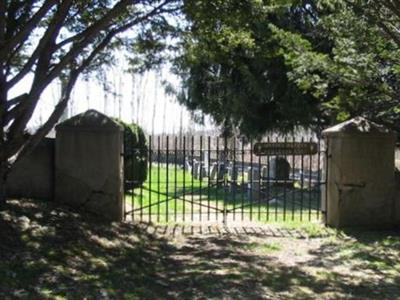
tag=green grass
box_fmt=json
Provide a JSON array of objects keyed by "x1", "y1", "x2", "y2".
[
  {"x1": 125, "y1": 165, "x2": 321, "y2": 223},
  {"x1": 280, "y1": 221, "x2": 337, "y2": 237}
]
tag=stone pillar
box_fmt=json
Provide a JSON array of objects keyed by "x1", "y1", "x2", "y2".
[
  {"x1": 322, "y1": 117, "x2": 398, "y2": 228},
  {"x1": 55, "y1": 110, "x2": 124, "y2": 222}
]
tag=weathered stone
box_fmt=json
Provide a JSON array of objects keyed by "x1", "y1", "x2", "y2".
[
  {"x1": 269, "y1": 157, "x2": 290, "y2": 180},
  {"x1": 199, "y1": 164, "x2": 207, "y2": 179},
  {"x1": 210, "y1": 163, "x2": 218, "y2": 181},
  {"x1": 247, "y1": 167, "x2": 260, "y2": 182},
  {"x1": 247, "y1": 167, "x2": 261, "y2": 201},
  {"x1": 6, "y1": 137, "x2": 54, "y2": 200},
  {"x1": 228, "y1": 163, "x2": 238, "y2": 181},
  {"x1": 185, "y1": 160, "x2": 192, "y2": 173},
  {"x1": 55, "y1": 109, "x2": 124, "y2": 222},
  {"x1": 193, "y1": 161, "x2": 199, "y2": 179},
  {"x1": 218, "y1": 163, "x2": 226, "y2": 180},
  {"x1": 322, "y1": 117, "x2": 397, "y2": 228},
  {"x1": 261, "y1": 166, "x2": 269, "y2": 179}
]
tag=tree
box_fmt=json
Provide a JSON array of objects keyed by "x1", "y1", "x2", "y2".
[
  {"x1": 0, "y1": 0, "x2": 181, "y2": 203},
  {"x1": 173, "y1": 0, "x2": 327, "y2": 139},
  {"x1": 173, "y1": 0, "x2": 400, "y2": 137},
  {"x1": 270, "y1": 0, "x2": 400, "y2": 130}
]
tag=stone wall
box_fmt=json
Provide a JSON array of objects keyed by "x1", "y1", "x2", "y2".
[{"x1": 6, "y1": 138, "x2": 55, "y2": 200}]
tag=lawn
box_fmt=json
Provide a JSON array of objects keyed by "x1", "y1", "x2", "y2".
[
  {"x1": 1, "y1": 199, "x2": 399, "y2": 299},
  {"x1": 125, "y1": 165, "x2": 321, "y2": 223}
]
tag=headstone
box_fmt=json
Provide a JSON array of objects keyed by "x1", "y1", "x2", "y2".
[
  {"x1": 218, "y1": 163, "x2": 226, "y2": 180},
  {"x1": 200, "y1": 164, "x2": 207, "y2": 179},
  {"x1": 193, "y1": 161, "x2": 199, "y2": 179},
  {"x1": 269, "y1": 157, "x2": 290, "y2": 180},
  {"x1": 261, "y1": 166, "x2": 269, "y2": 179},
  {"x1": 228, "y1": 163, "x2": 238, "y2": 181},
  {"x1": 203, "y1": 150, "x2": 210, "y2": 168},
  {"x1": 247, "y1": 167, "x2": 261, "y2": 200},
  {"x1": 210, "y1": 163, "x2": 218, "y2": 181},
  {"x1": 185, "y1": 160, "x2": 192, "y2": 173}
]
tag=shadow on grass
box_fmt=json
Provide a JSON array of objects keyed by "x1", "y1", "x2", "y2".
[{"x1": 1, "y1": 199, "x2": 399, "y2": 299}]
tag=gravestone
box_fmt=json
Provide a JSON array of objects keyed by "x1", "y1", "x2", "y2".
[
  {"x1": 247, "y1": 167, "x2": 261, "y2": 201},
  {"x1": 210, "y1": 163, "x2": 218, "y2": 181},
  {"x1": 185, "y1": 160, "x2": 192, "y2": 173},
  {"x1": 228, "y1": 163, "x2": 238, "y2": 181},
  {"x1": 193, "y1": 161, "x2": 199, "y2": 179},
  {"x1": 261, "y1": 166, "x2": 269, "y2": 179},
  {"x1": 199, "y1": 164, "x2": 207, "y2": 179},
  {"x1": 203, "y1": 150, "x2": 210, "y2": 168},
  {"x1": 269, "y1": 157, "x2": 290, "y2": 180}
]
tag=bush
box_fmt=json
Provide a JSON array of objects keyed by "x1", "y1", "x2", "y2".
[{"x1": 115, "y1": 119, "x2": 148, "y2": 190}]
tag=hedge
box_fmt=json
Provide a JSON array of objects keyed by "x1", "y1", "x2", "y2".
[{"x1": 115, "y1": 119, "x2": 148, "y2": 190}]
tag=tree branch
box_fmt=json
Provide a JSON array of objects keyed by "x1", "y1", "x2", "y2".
[
  {"x1": 0, "y1": 0, "x2": 57, "y2": 63},
  {"x1": 15, "y1": 26, "x2": 121, "y2": 161},
  {"x1": 6, "y1": 0, "x2": 74, "y2": 145}
]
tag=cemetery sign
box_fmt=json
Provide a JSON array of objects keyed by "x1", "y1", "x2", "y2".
[{"x1": 253, "y1": 142, "x2": 318, "y2": 156}]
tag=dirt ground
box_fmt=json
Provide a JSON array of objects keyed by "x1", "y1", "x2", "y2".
[{"x1": 0, "y1": 199, "x2": 399, "y2": 299}]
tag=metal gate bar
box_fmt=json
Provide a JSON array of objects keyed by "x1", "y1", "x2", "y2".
[{"x1": 124, "y1": 135, "x2": 326, "y2": 224}]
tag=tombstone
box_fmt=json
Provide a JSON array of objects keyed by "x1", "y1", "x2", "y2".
[
  {"x1": 214, "y1": 163, "x2": 226, "y2": 185},
  {"x1": 219, "y1": 163, "x2": 227, "y2": 178},
  {"x1": 202, "y1": 150, "x2": 210, "y2": 168},
  {"x1": 200, "y1": 164, "x2": 207, "y2": 179},
  {"x1": 247, "y1": 167, "x2": 261, "y2": 201},
  {"x1": 228, "y1": 163, "x2": 238, "y2": 181},
  {"x1": 229, "y1": 171, "x2": 237, "y2": 193},
  {"x1": 196, "y1": 162, "x2": 207, "y2": 180},
  {"x1": 193, "y1": 161, "x2": 200, "y2": 179},
  {"x1": 210, "y1": 163, "x2": 218, "y2": 181},
  {"x1": 261, "y1": 166, "x2": 269, "y2": 179},
  {"x1": 269, "y1": 157, "x2": 290, "y2": 180},
  {"x1": 185, "y1": 160, "x2": 192, "y2": 173}
]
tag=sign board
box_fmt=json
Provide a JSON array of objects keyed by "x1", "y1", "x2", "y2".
[{"x1": 253, "y1": 142, "x2": 318, "y2": 156}]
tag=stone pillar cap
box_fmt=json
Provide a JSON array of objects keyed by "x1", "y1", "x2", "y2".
[
  {"x1": 322, "y1": 117, "x2": 394, "y2": 137},
  {"x1": 56, "y1": 109, "x2": 122, "y2": 132}
]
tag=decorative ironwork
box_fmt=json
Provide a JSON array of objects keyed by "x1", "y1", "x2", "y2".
[
  {"x1": 124, "y1": 136, "x2": 326, "y2": 224},
  {"x1": 253, "y1": 142, "x2": 318, "y2": 156}
]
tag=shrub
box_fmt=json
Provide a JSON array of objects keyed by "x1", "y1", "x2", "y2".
[{"x1": 115, "y1": 119, "x2": 148, "y2": 190}]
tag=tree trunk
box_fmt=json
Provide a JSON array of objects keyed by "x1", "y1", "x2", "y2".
[{"x1": 0, "y1": 161, "x2": 8, "y2": 207}]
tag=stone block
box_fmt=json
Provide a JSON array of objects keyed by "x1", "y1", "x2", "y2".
[
  {"x1": 323, "y1": 117, "x2": 397, "y2": 228},
  {"x1": 55, "y1": 110, "x2": 124, "y2": 222},
  {"x1": 6, "y1": 138, "x2": 55, "y2": 200}
]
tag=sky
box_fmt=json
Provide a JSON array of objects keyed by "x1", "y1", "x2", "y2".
[{"x1": 9, "y1": 63, "x2": 216, "y2": 136}]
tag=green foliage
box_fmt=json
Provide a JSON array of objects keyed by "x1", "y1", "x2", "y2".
[
  {"x1": 171, "y1": 0, "x2": 400, "y2": 136},
  {"x1": 115, "y1": 120, "x2": 148, "y2": 189},
  {"x1": 271, "y1": 0, "x2": 400, "y2": 131},
  {"x1": 174, "y1": 0, "x2": 326, "y2": 138}
]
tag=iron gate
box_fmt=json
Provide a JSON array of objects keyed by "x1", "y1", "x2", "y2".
[{"x1": 124, "y1": 135, "x2": 326, "y2": 224}]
